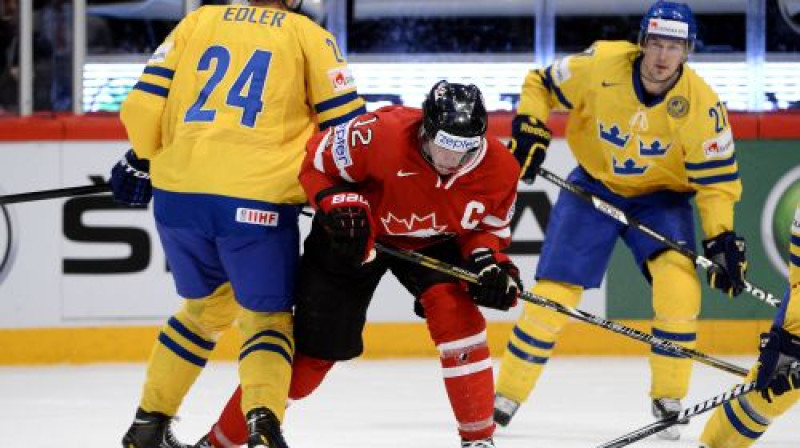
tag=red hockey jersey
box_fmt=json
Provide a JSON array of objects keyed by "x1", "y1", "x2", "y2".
[{"x1": 300, "y1": 105, "x2": 520, "y2": 257}]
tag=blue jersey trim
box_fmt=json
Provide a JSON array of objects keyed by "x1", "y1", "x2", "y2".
[
  {"x1": 315, "y1": 91, "x2": 361, "y2": 114},
  {"x1": 685, "y1": 155, "x2": 737, "y2": 171},
  {"x1": 133, "y1": 81, "x2": 169, "y2": 98},
  {"x1": 143, "y1": 66, "x2": 175, "y2": 80},
  {"x1": 544, "y1": 66, "x2": 573, "y2": 110},
  {"x1": 689, "y1": 172, "x2": 740, "y2": 185},
  {"x1": 318, "y1": 106, "x2": 366, "y2": 130}
]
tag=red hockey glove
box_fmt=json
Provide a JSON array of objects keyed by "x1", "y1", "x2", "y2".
[
  {"x1": 317, "y1": 190, "x2": 375, "y2": 264},
  {"x1": 466, "y1": 249, "x2": 522, "y2": 311}
]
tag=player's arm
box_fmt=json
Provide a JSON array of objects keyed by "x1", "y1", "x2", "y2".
[
  {"x1": 682, "y1": 97, "x2": 746, "y2": 296},
  {"x1": 119, "y1": 9, "x2": 201, "y2": 160},
  {"x1": 460, "y1": 155, "x2": 523, "y2": 311},
  {"x1": 512, "y1": 44, "x2": 595, "y2": 183},
  {"x1": 755, "y1": 204, "x2": 800, "y2": 399},
  {"x1": 301, "y1": 23, "x2": 366, "y2": 131},
  {"x1": 299, "y1": 114, "x2": 378, "y2": 263}
]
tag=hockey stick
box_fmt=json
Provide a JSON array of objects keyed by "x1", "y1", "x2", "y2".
[
  {"x1": 595, "y1": 381, "x2": 757, "y2": 448},
  {"x1": 0, "y1": 183, "x2": 111, "y2": 205},
  {"x1": 536, "y1": 166, "x2": 781, "y2": 308},
  {"x1": 374, "y1": 242, "x2": 749, "y2": 377}
]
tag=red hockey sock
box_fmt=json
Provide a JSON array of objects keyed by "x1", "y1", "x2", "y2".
[
  {"x1": 205, "y1": 353, "x2": 335, "y2": 447},
  {"x1": 208, "y1": 387, "x2": 247, "y2": 447},
  {"x1": 421, "y1": 283, "x2": 496, "y2": 441},
  {"x1": 289, "y1": 353, "x2": 335, "y2": 400}
]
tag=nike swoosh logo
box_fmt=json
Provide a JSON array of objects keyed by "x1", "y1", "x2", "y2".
[
  {"x1": 601, "y1": 81, "x2": 620, "y2": 87},
  {"x1": 397, "y1": 170, "x2": 417, "y2": 177}
]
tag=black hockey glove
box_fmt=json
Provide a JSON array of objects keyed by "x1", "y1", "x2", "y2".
[
  {"x1": 316, "y1": 188, "x2": 375, "y2": 264},
  {"x1": 467, "y1": 249, "x2": 522, "y2": 311},
  {"x1": 702, "y1": 231, "x2": 747, "y2": 297},
  {"x1": 110, "y1": 148, "x2": 152, "y2": 206},
  {"x1": 509, "y1": 114, "x2": 550, "y2": 184},
  {"x1": 755, "y1": 327, "x2": 800, "y2": 402}
]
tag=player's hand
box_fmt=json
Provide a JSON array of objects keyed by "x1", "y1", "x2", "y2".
[
  {"x1": 509, "y1": 114, "x2": 550, "y2": 184},
  {"x1": 317, "y1": 190, "x2": 375, "y2": 264},
  {"x1": 755, "y1": 327, "x2": 800, "y2": 402},
  {"x1": 110, "y1": 148, "x2": 152, "y2": 206},
  {"x1": 467, "y1": 249, "x2": 522, "y2": 311},
  {"x1": 702, "y1": 231, "x2": 747, "y2": 297}
]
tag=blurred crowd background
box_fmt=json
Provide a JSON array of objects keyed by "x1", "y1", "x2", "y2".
[{"x1": 0, "y1": 0, "x2": 799, "y2": 115}]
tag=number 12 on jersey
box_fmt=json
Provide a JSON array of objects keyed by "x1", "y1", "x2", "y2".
[{"x1": 184, "y1": 45, "x2": 272, "y2": 128}]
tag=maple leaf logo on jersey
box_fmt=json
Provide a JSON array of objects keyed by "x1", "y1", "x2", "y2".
[{"x1": 381, "y1": 212, "x2": 449, "y2": 238}]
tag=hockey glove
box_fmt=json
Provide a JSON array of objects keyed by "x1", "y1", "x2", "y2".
[
  {"x1": 509, "y1": 114, "x2": 550, "y2": 184},
  {"x1": 110, "y1": 149, "x2": 152, "y2": 206},
  {"x1": 467, "y1": 249, "x2": 522, "y2": 311},
  {"x1": 702, "y1": 231, "x2": 747, "y2": 297},
  {"x1": 317, "y1": 190, "x2": 375, "y2": 264},
  {"x1": 755, "y1": 327, "x2": 800, "y2": 402}
]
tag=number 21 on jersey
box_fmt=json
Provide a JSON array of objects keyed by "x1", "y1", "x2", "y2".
[{"x1": 184, "y1": 45, "x2": 272, "y2": 128}]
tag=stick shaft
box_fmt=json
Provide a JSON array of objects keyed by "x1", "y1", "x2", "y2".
[{"x1": 0, "y1": 184, "x2": 111, "y2": 205}]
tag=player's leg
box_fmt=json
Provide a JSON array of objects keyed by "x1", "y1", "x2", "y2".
[
  {"x1": 198, "y1": 354, "x2": 336, "y2": 448},
  {"x1": 197, "y1": 218, "x2": 386, "y2": 448},
  {"x1": 218, "y1": 209, "x2": 302, "y2": 448},
  {"x1": 625, "y1": 189, "x2": 699, "y2": 441},
  {"x1": 393, "y1": 241, "x2": 496, "y2": 445},
  {"x1": 495, "y1": 167, "x2": 620, "y2": 426},
  {"x1": 124, "y1": 224, "x2": 237, "y2": 448},
  {"x1": 700, "y1": 368, "x2": 800, "y2": 447}
]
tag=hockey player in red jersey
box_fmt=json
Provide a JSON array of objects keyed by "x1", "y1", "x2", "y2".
[{"x1": 192, "y1": 81, "x2": 522, "y2": 448}]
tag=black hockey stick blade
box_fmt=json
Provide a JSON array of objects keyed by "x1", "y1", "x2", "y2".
[
  {"x1": 596, "y1": 382, "x2": 757, "y2": 448},
  {"x1": 373, "y1": 242, "x2": 749, "y2": 377},
  {"x1": 0, "y1": 183, "x2": 111, "y2": 205},
  {"x1": 536, "y1": 166, "x2": 780, "y2": 309}
]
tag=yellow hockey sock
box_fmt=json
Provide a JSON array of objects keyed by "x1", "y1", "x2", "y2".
[
  {"x1": 496, "y1": 280, "x2": 583, "y2": 403},
  {"x1": 238, "y1": 310, "x2": 294, "y2": 422},
  {"x1": 647, "y1": 251, "x2": 700, "y2": 400},
  {"x1": 700, "y1": 369, "x2": 800, "y2": 448},
  {"x1": 140, "y1": 282, "x2": 236, "y2": 415}
]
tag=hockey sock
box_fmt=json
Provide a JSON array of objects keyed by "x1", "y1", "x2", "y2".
[
  {"x1": 140, "y1": 306, "x2": 218, "y2": 415},
  {"x1": 496, "y1": 280, "x2": 582, "y2": 404},
  {"x1": 421, "y1": 283, "x2": 495, "y2": 440},
  {"x1": 238, "y1": 310, "x2": 294, "y2": 422},
  {"x1": 700, "y1": 366, "x2": 799, "y2": 448},
  {"x1": 205, "y1": 353, "x2": 335, "y2": 447},
  {"x1": 648, "y1": 251, "x2": 700, "y2": 399}
]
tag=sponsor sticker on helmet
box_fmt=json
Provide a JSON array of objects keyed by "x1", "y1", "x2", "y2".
[
  {"x1": 327, "y1": 67, "x2": 356, "y2": 92},
  {"x1": 647, "y1": 18, "x2": 689, "y2": 39},
  {"x1": 702, "y1": 129, "x2": 734, "y2": 159},
  {"x1": 433, "y1": 131, "x2": 481, "y2": 152}
]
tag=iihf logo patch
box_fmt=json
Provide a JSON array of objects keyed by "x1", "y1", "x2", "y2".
[{"x1": 236, "y1": 208, "x2": 279, "y2": 227}]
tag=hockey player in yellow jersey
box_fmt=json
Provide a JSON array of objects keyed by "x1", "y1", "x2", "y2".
[
  {"x1": 495, "y1": 1, "x2": 748, "y2": 441},
  {"x1": 109, "y1": 1, "x2": 366, "y2": 447},
  {"x1": 699, "y1": 204, "x2": 800, "y2": 448}
]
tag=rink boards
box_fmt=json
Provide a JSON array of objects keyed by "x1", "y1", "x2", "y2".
[{"x1": 0, "y1": 115, "x2": 799, "y2": 363}]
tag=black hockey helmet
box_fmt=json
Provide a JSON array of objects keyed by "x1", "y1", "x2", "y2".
[{"x1": 420, "y1": 80, "x2": 488, "y2": 174}]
